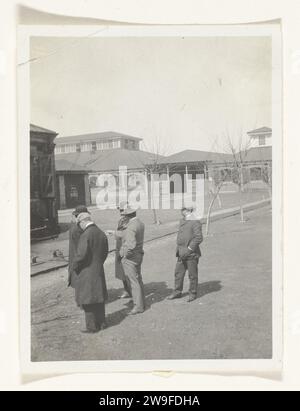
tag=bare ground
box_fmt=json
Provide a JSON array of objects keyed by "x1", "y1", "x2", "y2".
[{"x1": 31, "y1": 206, "x2": 272, "y2": 361}]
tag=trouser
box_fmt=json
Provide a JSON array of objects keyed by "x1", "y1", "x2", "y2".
[
  {"x1": 174, "y1": 258, "x2": 199, "y2": 296},
  {"x1": 82, "y1": 303, "x2": 105, "y2": 331},
  {"x1": 122, "y1": 278, "x2": 132, "y2": 297},
  {"x1": 122, "y1": 258, "x2": 145, "y2": 312}
]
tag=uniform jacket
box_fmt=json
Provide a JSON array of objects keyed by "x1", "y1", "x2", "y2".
[
  {"x1": 73, "y1": 223, "x2": 109, "y2": 306},
  {"x1": 115, "y1": 216, "x2": 129, "y2": 280},
  {"x1": 176, "y1": 216, "x2": 203, "y2": 260},
  {"x1": 119, "y1": 217, "x2": 145, "y2": 264},
  {"x1": 68, "y1": 222, "x2": 82, "y2": 288}
]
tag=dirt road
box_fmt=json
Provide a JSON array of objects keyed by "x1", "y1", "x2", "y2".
[{"x1": 31, "y1": 206, "x2": 272, "y2": 361}]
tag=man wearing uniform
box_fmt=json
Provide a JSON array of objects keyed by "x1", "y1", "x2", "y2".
[
  {"x1": 168, "y1": 205, "x2": 203, "y2": 302},
  {"x1": 114, "y1": 202, "x2": 132, "y2": 299},
  {"x1": 119, "y1": 205, "x2": 145, "y2": 315}
]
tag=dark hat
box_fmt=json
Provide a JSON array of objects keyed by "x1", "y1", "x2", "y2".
[
  {"x1": 181, "y1": 203, "x2": 195, "y2": 212},
  {"x1": 72, "y1": 205, "x2": 90, "y2": 217}
]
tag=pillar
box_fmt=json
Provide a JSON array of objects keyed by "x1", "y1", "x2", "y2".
[
  {"x1": 185, "y1": 165, "x2": 189, "y2": 193},
  {"x1": 84, "y1": 174, "x2": 91, "y2": 206},
  {"x1": 58, "y1": 174, "x2": 66, "y2": 210}
]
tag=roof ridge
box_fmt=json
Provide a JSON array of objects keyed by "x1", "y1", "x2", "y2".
[
  {"x1": 55, "y1": 131, "x2": 143, "y2": 142},
  {"x1": 30, "y1": 123, "x2": 58, "y2": 134}
]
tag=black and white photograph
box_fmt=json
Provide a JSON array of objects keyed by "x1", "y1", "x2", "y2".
[{"x1": 17, "y1": 24, "x2": 282, "y2": 373}]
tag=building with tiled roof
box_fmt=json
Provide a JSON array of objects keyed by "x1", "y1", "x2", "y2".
[
  {"x1": 55, "y1": 158, "x2": 91, "y2": 173},
  {"x1": 244, "y1": 146, "x2": 272, "y2": 163},
  {"x1": 30, "y1": 123, "x2": 58, "y2": 135},
  {"x1": 247, "y1": 126, "x2": 272, "y2": 148},
  {"x1": 55, "y1": 131, "x2": 142, "y2": 154},
  {"x1": 52, "y1": 127, "x2": 272, "y2": 202},
  {"x1": 54, "y1": 158, "x2": 92, "y2": 210},
  {"x1": 56, "y1": 148, "x2": 164, "y2": 173},
  {"x1": 160, "y1": 149, "x2": 233, "y2": 165}
]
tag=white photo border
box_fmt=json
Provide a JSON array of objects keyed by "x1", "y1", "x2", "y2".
[{"x1": 18, "y1": 23, "x2": 283, "y2": 377}]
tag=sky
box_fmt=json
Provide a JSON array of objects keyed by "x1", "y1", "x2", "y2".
[{"x1": 30, "y1": 35, "x2": 272, "y2": 154}]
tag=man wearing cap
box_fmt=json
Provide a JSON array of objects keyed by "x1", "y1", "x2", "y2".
[
  {"x1": 114, "y1": 202, "x2": 132, "y2": 299},
  {"x1": 168, "y1": 205, "x2": 203, "y2": 302},
  {"x1": 119, "y1": 205, "x2": 145, "y2": 315},
  {"x1": 67, "y1": 205, "x2": 89, "y2": 288},
  {"x1": 73, "y1": 212, "x2": 109, "y2": 333}
]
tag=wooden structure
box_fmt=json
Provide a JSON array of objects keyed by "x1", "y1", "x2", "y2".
[
  {"x1": 30, "y1": 124, "x2": 59, "y2": 240},
  {"x1": 55, "y1": 159, "x2": 91, "y2": 210}
]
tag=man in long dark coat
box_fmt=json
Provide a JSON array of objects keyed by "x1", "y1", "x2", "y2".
[
  {"x1": 73, "y1": 212, "x2": 109, "y2": 333},
  {"x1": 168, "y1": 204, "x2": 203, "y2": 302},
  {"x1": 67, "y1": 205, "x2": 89, "y2": 288}
]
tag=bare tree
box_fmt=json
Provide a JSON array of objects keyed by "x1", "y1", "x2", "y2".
[
  {"x1": 261, "y1": 163, "x2": 272, "y2": 198},
  {"x1": 141, "y1": 136, "x2": 172, "y2": 225},
  {"x1": 224, "y1": 133, "x2": 252, "y2": 222},
  {"x1": 205, "y1": 167, "x2": 230, "y2": 236},
  {"x1": 208, "y1": 177, "x2": 222, "y2": 208},
  {"x1": 205, "y1": 130, "x2": 252, "y2": 233}
]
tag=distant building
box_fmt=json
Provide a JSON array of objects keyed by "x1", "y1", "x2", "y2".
[
  {"x1": 247, "y1": 126, "x2": 272, "y2": 148},
  {"x1": 53, "y1": 127, "x2": 272, "y2": 201},
  {"x1": 55, "y1": 131, "x2": 163, "y2": 190},
  {"x1": 211, "y1": 127, "x2": 272, "y2": 184},
  {"x1": 157, "y1": 150, "x2": 233, "y2": 193},
  {"x1": 55, "y1": 131, "x2": 142, "y2": 154},
  {"x1": 153, "y1": 127, "x2": 272, "y2": 192},
  {"x1": 55, "y1": 159, "x2": 91, "y2": 210}
]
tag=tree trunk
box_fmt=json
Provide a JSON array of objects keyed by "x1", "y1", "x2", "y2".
[
  {"x1": 216, "y1": 193, "x2": 222, "y2": 208},
  {"x1": 206, "y1": 185, "x2": 222, "y2": 235},
  {"x1": 149, "y1": 171, "x2": 160, "y2": 224},
  {"x1": 239, "y1": 167, "x2": 245, "y2": 222},
  {"x1": 239, "y1": 185, "x2": 244, "y2": 222},
  {"x1": 152, "y1": 208, "x2": 158, "y2": 224},
  {"x1": 267, "y1": 165, "x2": 272, "y2": 199}
]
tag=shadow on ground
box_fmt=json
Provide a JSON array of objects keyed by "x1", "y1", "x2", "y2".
[
  {"x1": 105, "y1": 281, "x2": 173, "y2": 329},
  {"x1": 197, "y1": 280, "x2": 222, "y2": 298},
  {"x1": 180, "y1": 280, "x2": 222, "y2": 298},
  {"x1": 59, "y1": 223, "x2": 71, "y2": 234},
  {"x1": 105, "y1": 280, "x2": 222, "y2": 329}
]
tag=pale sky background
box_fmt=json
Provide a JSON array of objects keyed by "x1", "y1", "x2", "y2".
[{"x1": 30, "y1": 36, "x2": 272, "y2": 154}]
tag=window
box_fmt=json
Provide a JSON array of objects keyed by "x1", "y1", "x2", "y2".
[
  {"x1": 112, "y1": 140, "x2": 120, "y2": 149},
  {"x1": 81, "y1": 143, "x2": 92, "y2": 152},
  {"x1": 76, "y1": 143, "x2": 81, "y2": 152},
  {"x1": 61, "y1": 145, "x2": 66, "y2": 153},
  {"x1": 65, "y1": 144, "x2": 76, "y2": 153},
  {"x1": 259, "y1": 136, "x2": 266, "y2": 146},
  {"x1": 92, "y1": 141, "x2": 97, "y2": 151}
]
